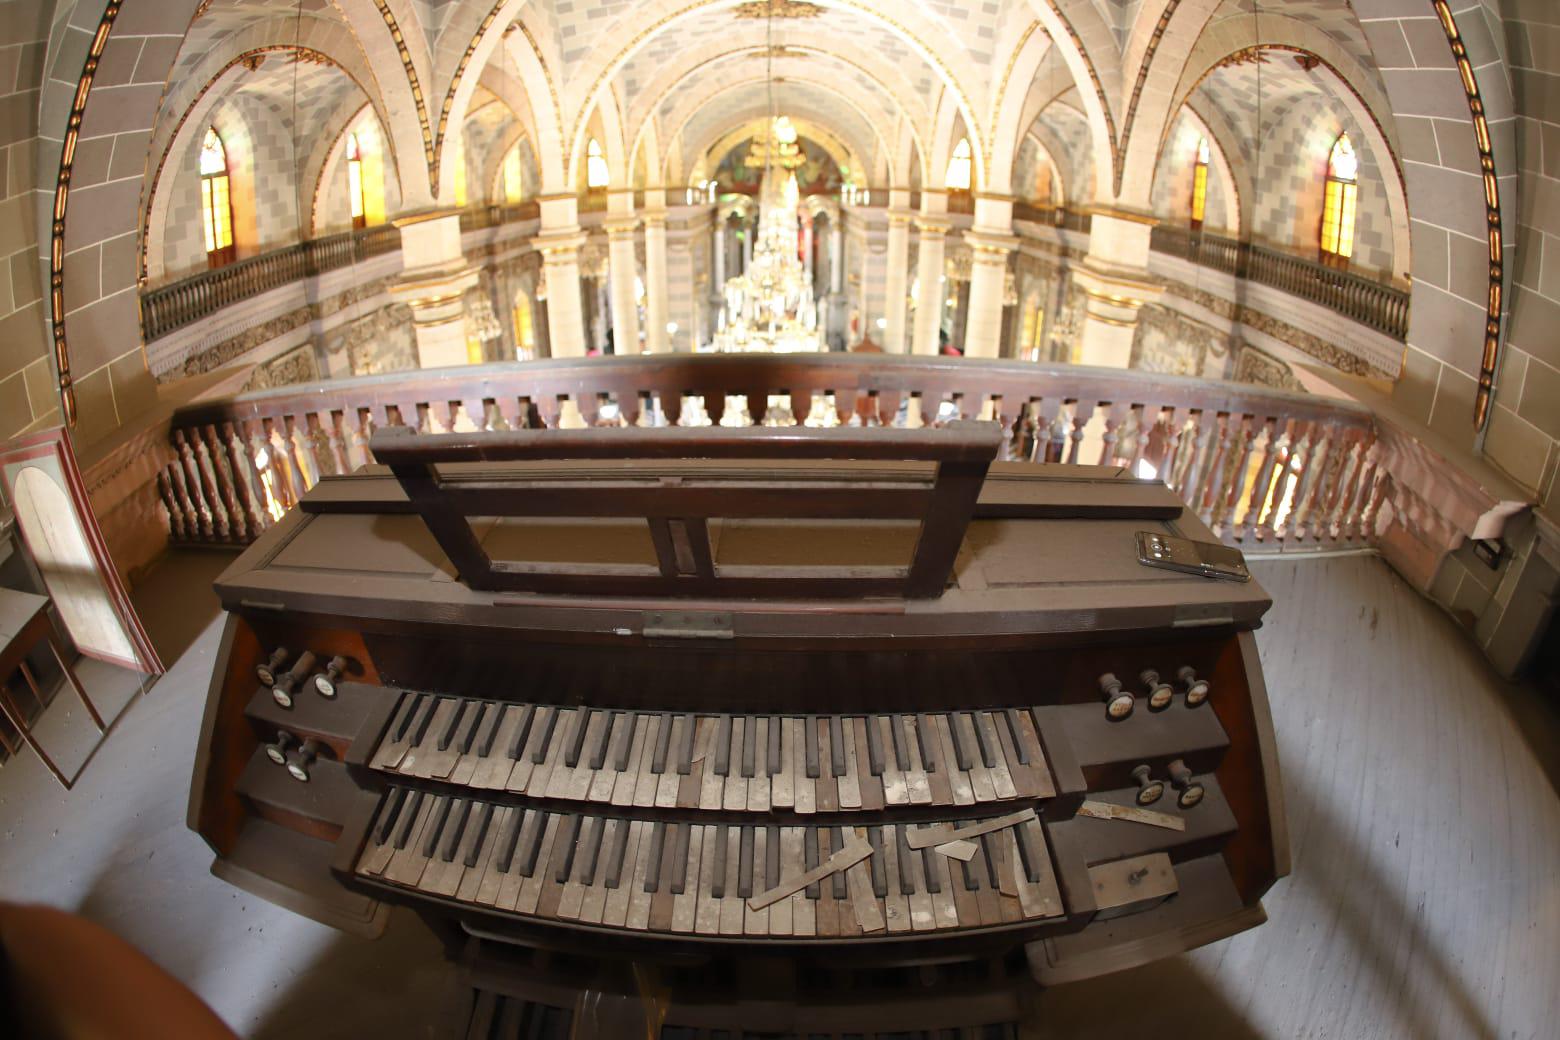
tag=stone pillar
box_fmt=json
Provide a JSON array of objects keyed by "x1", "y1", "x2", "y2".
[
  {"x1": 389, "y1": 212, "x2": 479, "y2": 368},
  {"x1": 802, "y1": 216, "x2": 814, "y2": 283},
  {"x1": 536, "y1": 196, "x2": 588, "y2": 358},
  {"x1": 962, "y1": 195, "x2": 1018, "y2": 359},
  {"x1": 605, "y1": 216, "x2": 641, "y2": 354},
  {"x1": 643, "y1": 206, "x2": 669, "y2": 353},
  {"x1": 911, "y1": 209, "x2": 951, "y2": 356},
  {"x1": 829, "y1": 217, "x2": 844, "y2": 294},
  {"x1": 1074, "y1": 209, "x2": 1162, "y2": 368},
  {"x1": 882, "y1": 189, "x2": 913, "y2": 353}
]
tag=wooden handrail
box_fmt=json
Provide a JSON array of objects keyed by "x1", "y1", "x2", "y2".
[{"x1": 159, "y1": 354, "x2": 1381, "y2": 560}]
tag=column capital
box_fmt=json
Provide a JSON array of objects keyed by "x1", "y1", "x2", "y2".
[
  {"x1": 641, "y1": 207, "x2": 668, "y2": 227},
  {"x1": 965, "y1": 229, "x2": 1019, "y2": 257},
  {"x1": 603, "y1": 216, "x2": 640, "y2": 237},
  {"x1": 886, "y1": 208, "x2": 915, "y2": 227},
  {"x1": 535, "y1": 228, "x2": 587, "y2": 259},
  {"x1": 914, "y1": 215, "x2": 952, "y2": 236}
]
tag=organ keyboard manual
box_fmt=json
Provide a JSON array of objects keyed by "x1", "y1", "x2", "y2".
[{"x1": 188, "y1": 422, "x2": 1288, "y2": 1038}]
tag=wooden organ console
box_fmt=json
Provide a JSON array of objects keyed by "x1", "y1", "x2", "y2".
[{"x1": 188, "y1": 424, "x2": 1288, "y2": 1038}]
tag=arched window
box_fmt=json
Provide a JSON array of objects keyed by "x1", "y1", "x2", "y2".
[
  {"x1": 945, "y1": 138, "x2": 972, "y2": 192},
  {"x1": 1190, "y1": 136, "x2": 1210, "y2": 229},
  {"x1": 502, "y1": 144, "x2": 523, "y2": 204},
  {"x1": 586, "y1": 138, "x2": 609, "y2": 189},
  {"x1": 1320, "y1": 133, "x2": 1358, "y2": 265},
  {"x1": 199, "y1": 127, "x2": 235, "y2": 267},
  {"x1": 346, "y1": 132, "x2": 366, "y2": 229}
]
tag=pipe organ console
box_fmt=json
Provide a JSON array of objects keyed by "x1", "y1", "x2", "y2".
[{"x1": 188, "y1": 424, "x2": 1288, "y2": 1037}]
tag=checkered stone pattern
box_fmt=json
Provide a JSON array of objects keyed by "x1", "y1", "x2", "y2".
[
  {"x1": 1034, "y1": 103, "x2": 1094, "y2": 203},
  {"x1": 225, "y1": 93, "x2": 306, "y2": 250},
  {"x1": 921, "y1": 1, "x2": 1000, "y2": 71},
  {"x1": 1104, "y1": 0, "x2": 1144, "y2": 51},
  {"x1": 1224, "y1": 0, "x2": 1377, "y2": 71},
  {"x1": 1150, "y1": 109, "x2": 1230, "y2": 231},
  {"x1": 554, "y1": 0, "x2": 637, "y2": 65},
  {"x1": 464, "y1": 102, "x2": 518, "y2": 202},
  {"x1": 1248, "y1": 93, "x2": 1393, "y2": 275},
  {"x1": 320, "y1": 116, "x2": 402, "y2": 233},
  {"x1": 159, "y1": 156, "x2": 212, "y2": 283}
]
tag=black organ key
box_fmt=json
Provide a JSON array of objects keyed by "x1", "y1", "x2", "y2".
[
  {"x1": 393, "y1": 790, "x2": 426, "y2": 849},
  {"x1": 590, "y1": 712, "x2": 616, "y2": 770},
  {"x1": 576, "y1": 817, "x2": 605, "y2": 882},
  {"x1": 959, "y1": 854, "x2": 981, "y2": 892},
  {"x1": 915, "y1": 714, "x2": 939, "y2": 772},
  {"x1": 441, "y1": 799, "x2": 472, "y2": 863},
  {"x1": 738, "y1": 827, "x2": 755, "y2": 899},
  {"x1": 741, "y1": 716, "x2": 757, "y2": 779},
  {"x1": 972, "y1": 713, "x2": 999, "y2": 768},
  {"x1": 421, "y1": 796, "x2": 453, "y2": 859},
  {"x1": 604, "y1": 819, "x2": 631, "y2": 889},
  {"x1": 864, "y1": 717, "x2": 885, "y2": 776},
  {"x1": 651, "y1": 713, "x2": 673, "y2": 774},
  {"x1": 1003, "y1": 709, "x2": 1030, "y2": 764},
  {"x1": 554, "y1": 815, "x2": 583, "y2": 883},
  {"x1": 508, "y1": 705, "x2": 537, "y2": 760},
  {"x1": 979, "y1": 834, "x2": 1002, "y2": 888},
  {"x1": 767, "y1": 719, "x2": 782, "y2": 777},
  {"x1": 670, "y1": 825, "x2": 692, "y2": 895},
  {"x1": 531, "y1": 708, "x2": 560, "y2": 765},
  {"x1": 828, "y1": 717, "x2": 847, "y2": 777},
  {"x1": 516, "y1": 811, "x2": 547, "y2": 877},
  {"x1": 394, "y1": 694, "x2": 425, "y2": 742},
  {"x1": 644, "y1": 823, "x2": 668, "y2": 893},
  {"x1": 477, "y1": 704, "x2": 505, "y2": 757},
  {"x1": 438, "y1": 698, "x2": 468, "y2": 751},
  {"x1": 920, "y1": 845, "x2": 941, "y2": 894},
  {"x1": 714, "y1": 716, "x2": 733, "y2": 777},
  {"x1": 949, "y1": 713, "x2": 975, "y2": 771},
  {"x1": 829, "y1": 829, "x2": 848, "y2": 899},
  {"x1": 614, "y1": 712, "x2": 640, "y2": 772},
  {"x1": 494, "y1": 808, "x2": 526, "y2": 873},
  {"x1": 895, "y1": 826, "x2": 916, "y2": 893},
  {"x1": 766, "y1": 826, "x2": 781, "y2": 889},
  {"x1": 804, "y1": 833, "x2": 821, "y2": 899},
  {"x1": 459, "y1": 703, "x2": 488, "y2": 754},
  {"x1": 677, "y1": 714, "x2": 697, "y2": 775},
  {"x1": 376, "y1": 787, "x2": 409, "y2": 844},
  {"x1": 888, "y1": 714, "x2": 910, "y2": 770},
  {"x1": 1016, "y1": 821, "x2": 1045, "y2": 883},
  {"x1": 464, "y1": 804, "x2": 495, "y2": 868},
  {"x1": 564, "y1": 710, "x2": 591, "y2": 768},
  {"x1": 410, "y1": 697, "x2": 438, "y2": 745},
  {"x1": 711, "y1": 825, "x2": 730, "y2": 898},
  {"x1": 805, "y1": 718, "x2": 821, "y2": 779},
  {"x1": 868, "y1": 826, "x2": 888, "y2": 897}
]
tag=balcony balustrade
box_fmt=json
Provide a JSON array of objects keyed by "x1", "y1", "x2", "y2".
[{"x1": 158, "y1": 354, "x2": 1381, "y2": 558}]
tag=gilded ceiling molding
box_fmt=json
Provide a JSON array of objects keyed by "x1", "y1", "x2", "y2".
[
  {"x1": 986, "y1": 21, "x2": 1043, "y2": 187},
  {"x1": 370, "y1": 0, "x2": 437, "y2": 194},
  {"x1": 733, "y1": 1, "x2": 822, "y2": 17},
  {"x1": 1114, "y1": 0, "x2": 1182, "y2": 196},
  {"x1": 1034, "y1": 0, "x2": 1118, "y2": 198},
  {"x1": 435, "y1": 3, "x2": 504, "y2": 199},
  {"x1": 502, "y1": 21, "x2": 563, "y2": 186},
  {"x1": 51, "y1": 0, "x2": 123, "y2": 426},
  {"x1": 1431, "y1": 0, "x2": 1504, "y2": 431}
]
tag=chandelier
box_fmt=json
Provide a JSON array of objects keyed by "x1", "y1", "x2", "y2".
[{"x1": 709, "y1": 5, "x2": 822, "y2": 354}]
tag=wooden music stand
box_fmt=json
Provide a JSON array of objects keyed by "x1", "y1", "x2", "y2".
[{"x1": 0, "y1": 588, "x2": 106, "y2": 789}]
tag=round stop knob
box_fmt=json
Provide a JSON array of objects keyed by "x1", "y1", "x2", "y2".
[
  {"x1": 271, "y1": 651, "x2": 317, "y2": 709},
  {"x1": 1131, "y1": 763, "x2": 1164, "y2": 806},
  {"x1": 1099, "y1": 673, "x2": 1134, "y2": 721},
  {"x1": 286, "y1": 739, "x2": 320, "y2": 783},
  {"x1": 1178, "y1": 665, "x2": 1210, "y2": 708},
  {"x1": 314, "y1": 656, "x2": 347, "y2": 698},
  {"x1": 264, "y1": 730, "x2": 295, "y2": 766},
  {"x1": 1141, "y1": 669, "x2": 1174, "y2": 712},
  {"x1": 256, "y1": 648, "x2": 288, "y2": 688},
  {"x1": 1168, "y1": 758, "x2": 1205, "y2": 809}
]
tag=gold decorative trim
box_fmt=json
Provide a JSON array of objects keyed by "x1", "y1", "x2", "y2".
[
  {"x1": 1114, "y1": 0, "x2": 1181, "y2": 197},
  {"x1": 392, "y1": 208, "x2": 463, "y2": 227},
  {"x1": 370, "y1": 1, "x2": 436, "y2": 194},
  {"x1": 435, "y1": 3, "x2": 505, "y2": 201},
  {"x1": 1037, "y1": 0, "x2": 1119, "y2": 199},
  {"x1": 1086, "y1": 204, "x2": 1159, "y2": 226},
  {"x1": 51, "y1": 0, "x2": 123, "y2": 426},
  {"x1": 733, "y1": 1, "x2": 822, "y2": 18},
  {"x1": 1432, "y1": 0, "x2": 1505, "y2": 431}
]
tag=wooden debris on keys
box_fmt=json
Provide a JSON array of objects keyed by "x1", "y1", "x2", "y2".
[{"x1": 1076, "y1": 799, "x2": 1187, "y2": 832}]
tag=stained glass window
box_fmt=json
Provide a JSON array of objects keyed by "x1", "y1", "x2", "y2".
[
  {"x1": 346, "y1": 132, "x2": 366, "y2": 228},
  {"x1": 587, "y1": 138, "x2": 609, "y2": 189},
  {"x1": 199, "y1": 128, "x2": 235, "y2": 266},
  {"x1": 1190, "y1": 136, "x2": 1210, "y2": 229},
  {"x1": 1320, "y1": 133, "x2": 1358, "y2": 263},
  {"x1": 945, "y1": 138, "x2": 972, "y2": 192}
]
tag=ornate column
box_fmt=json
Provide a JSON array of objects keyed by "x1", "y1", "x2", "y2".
[
  {"x1": 388, "y1": 212, "x2": 480, "y2": 368},
  {"x1": 605, "y1": 216, "x2": 641, "y2": 355},
  {"x1": 536, "y1": 194, "x2": 588, "y2": 359},
  {"x1": 962, "y1": 195, "x2": 1018, "y2": 359},
  {"x1": 643, "y1": 194, "x2": 669, "y2": 353},
  {"x1": 882, "y1": 188, "x2": 912, "y2": 353},
  {"x1": 910, "y1": 195, "x2": 951, "y2": 355},
  {"x1": 1073, "y1": 209, "x2": 1163, "y2": 368}
]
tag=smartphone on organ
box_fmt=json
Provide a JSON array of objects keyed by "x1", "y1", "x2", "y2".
[{"x1": 1135, "y1": 530, "x2": 1251, "y2": 582}]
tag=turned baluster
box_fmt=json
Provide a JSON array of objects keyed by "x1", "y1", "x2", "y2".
[
  {"x1": 1042, "y1": 399, "x2": 1068, "y2": 463},
  {"x1": 1270, "y1": 420, "x2": 1311, "y2": 541},
  {"x1": 1097, "y1": 401, "x2": 1128, "y2": 467},
  {"x1": 175, "y1": 430, "x2": 215, "y2": 540},
  {"x1": 531, "y1": 394, "x2": 561, "y2": 429},
  {"x1": 1324, "y1": 430, "x2": 1366, "y2": 541},
  {"x1": 168, "y1": 439, "x2": 204, "y2": 541},
  {"x1": 1249, "y1": 418, "x2": 1287, "y2": 543},
  {"x1": 1340, "y1": 434, "x2": 1381, "y2": 542},
  {"x1": 1214, "y1": 415, "x2": 1256, "y2": 536},
  {"x1": 158, "y1": 469, "x2": 187, "y2": 542},
  {"x1": 1063, "y1": 400, "x2": 1092, "y2": 466},
  {"x1": 285, "y1": 414, "x2": 319, "y2": 493},
  {"x1": 223, "y1": 421, "x2": 266, "y2": 536},
  {"x1": 262, "y1": 419, "x2": 298, "y2": 510},
  {"x1": 203, "y1": 423, "x2": 244, "y2": 542},
  {"x1": 1152, "y1": 408, "x2": 1181, "y2": 487},
  {"x1": 1296, "y1": 423, "x2": 1339, "y2": 541},
  {"x1": 1179, "y1": 412, "x2": 1217, "y2": 512}
]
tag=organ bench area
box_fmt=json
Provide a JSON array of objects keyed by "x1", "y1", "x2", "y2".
[{"x1": 187, "y1": 424, "x2": 1288, "y2": 1039}]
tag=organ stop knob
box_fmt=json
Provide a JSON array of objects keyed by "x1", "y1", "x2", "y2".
[
  {"x1": 314, "y1": 656, "x2": 348, "y2": 698},
  {"x1": 1131, "y1": 763, "x2": 1165, "y2": 806},
  {"x1": 1178, "y1": 666, "x2": 1210, "y2": 708},
  {"x1": 264, "y1": 730, "x2": 296, "y2": 766},
  {"x1": 1168, "y1": 758, "x2": 1204, "y2": 809},
  {"x1": 271, "y1": 651, "x2": 317, "y2": 708},
  {"x1": 287, "y1": 739, "x2": 321, "y2": 783},
  {"x1": 1098, "y1": 673, "x2": 1134, "y2": 721},
  {"x1": 255, "y1": 648, "x2": 288, "y2": 688},
  {"x1": 1141, "y1": 669, "x2": 1174, "y2": 712}
]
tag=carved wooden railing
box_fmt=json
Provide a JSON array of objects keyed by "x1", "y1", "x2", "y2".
[
  {"x1": 1151, "y1": 225, "x2": 1410, "y2": 340},
  {"x1": 459, "y1": 200, "x2": 541, "y2": 232},
  {"x1": 158, "y1": 354, "x2": 1382, "y2": 556},
  {"x1": 141, "y1": 224, "x2": 402, "y2": 342}
]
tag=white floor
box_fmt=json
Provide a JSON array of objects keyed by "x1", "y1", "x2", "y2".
[{"x1": 0, "y1": 553, "x2": 1555, "y2": 1039}]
